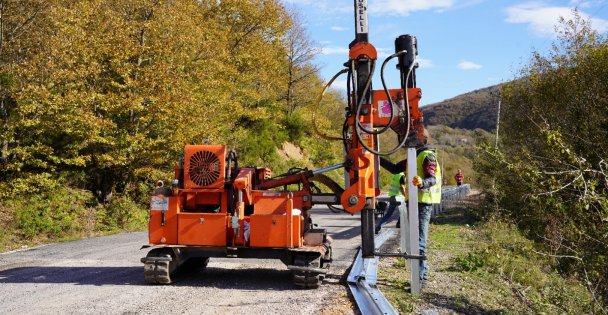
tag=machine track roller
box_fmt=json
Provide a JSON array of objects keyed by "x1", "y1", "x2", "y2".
[
  {"x1": 143, "y1": 256, "x2": 172, "y2": 284},
  {"x1": 143, "y1": 249, "x2": 176, "y2": 284},
  {"x1": 292, "y1": 255, "x2": 322, "y2": 289},
  {"x1": 319, "y1": 246, "x2": 332, "y2": 281}
]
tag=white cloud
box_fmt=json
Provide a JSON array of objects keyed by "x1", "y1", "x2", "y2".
[
  {"x1": 458, "y1": 61, "x2": 483, "y2": 70},
  {"x1": 417, "y1": 57, "x2": 435, "y2": 68},
  {"x1": 283, "y1": 0, "x2": 484, "y2": 17},
  {"x1": 320, "y1": 47, "x2": 350, "y2": 55},
  {"x1": 569, "y1": 0, "x2": 592, "y2": 8},
  {"x1": 331, "y1": 26, "x2": 349, "y2": 32},
  {"x1": 505, "y1": 3, "x2": 608, "y2": 37},
  {"x1": 369, "y1": 0, "x2": 454, "y2": 16},
  {"x1": 374, "y1": 47, "x2": 391, "y2": 59}
]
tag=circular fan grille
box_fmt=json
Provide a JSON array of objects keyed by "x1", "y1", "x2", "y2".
[{"x1": 189, "y1": 150, "x2": 221, "y2": 186}]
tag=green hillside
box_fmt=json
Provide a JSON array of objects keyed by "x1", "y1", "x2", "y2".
[{"x1": 422, "y1": 84, "x2": 501, "y2": 131}]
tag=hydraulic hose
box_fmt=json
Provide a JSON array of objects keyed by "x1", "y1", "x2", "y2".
[
  {"x1": 312, "y1": 68, "x2": 350, "y2": 141},
  {"x1": 354, "y1": 54, "x2": 416, "y2": 156},
  {"x1": 379, "y1": 51, "x2": 408, "y2": 124},
  {"x1": 354, "y1": 59, "x2": 392, "y2": 135}
]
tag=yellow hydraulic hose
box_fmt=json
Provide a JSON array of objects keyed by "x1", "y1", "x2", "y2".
[{"x1": 312, "y1": 68, "x2": 349, "y2": 141}]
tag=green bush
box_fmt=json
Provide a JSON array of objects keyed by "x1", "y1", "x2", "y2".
[
  {"x1": 0, "y1": 177, "x2": 149, "y2": 247},
  {"x1": 9, "y1": 186, "x2": 96, "y2": 240},
  {"x1": 284, "y1": 113, "x2": 307, "y2": 142},
  {"x1": 456, "y1": 252, "x2": 485, "y2": 272},
  {"x1": 101, "y1": 196, "x2": 148, "y2": 232},
  {"x1": 0, "y1": 173, "x2": 60, "y2": 199},
  {"x1": 237, "y1": 118, "x2": 288, "y2": 166}
]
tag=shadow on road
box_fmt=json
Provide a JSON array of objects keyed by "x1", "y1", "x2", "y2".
[
  {"x1": 0, "y1": 265, "x2": 338, "y2": 290},
  {"x1": 423, "y1": 292, "x2": 506, "y2": 315},
  {"x1": 328, "y1": 226, "x2": 360, "y2": 240},
  {"x1": 0, "y1": 266, "x2": 143, "y2": 286},
  {"x1": 175, "y1": 267, "x2": 294, "y2": 290}
]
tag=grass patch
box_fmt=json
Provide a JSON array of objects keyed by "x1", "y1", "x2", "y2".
[
  {"x1": 462, "y1": 218, "x2": 595, "y2": 314},
  {"x1": 0, "y1": 186, "x2": 148, "y2": 253},
  {"x1": 377, "y1": 205, "x2": 600, "y2": 314}
]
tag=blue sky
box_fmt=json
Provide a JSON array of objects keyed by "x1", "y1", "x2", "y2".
[{"x1": 281, "y1": 0, "x2": 608, "y2": 105}]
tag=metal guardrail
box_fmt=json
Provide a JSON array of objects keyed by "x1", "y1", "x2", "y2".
[
  {"x1": 433, "y1": 184, "x2": 471, "y2": 216},
  {"x1": 350, "y1": 185, "x2": 472, "y2": 314},
  {"x1": 348, "y1": 229, "x2": 399, "y2": 315}
]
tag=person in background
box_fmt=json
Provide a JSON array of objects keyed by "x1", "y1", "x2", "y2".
[
  {"x1": 378, "y1": 130, "x2": 442, "y2": 285},
  {"x1": 455, "y1": 169, "x2": 464, "y2": 186},
  {"x1": 375, "y1": 172, "x2": 405, "y2": 233}
]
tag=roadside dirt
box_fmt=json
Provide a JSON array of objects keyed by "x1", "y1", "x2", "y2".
[
  {"x1": 277, "y1": 142, "x2": 308, "y2": 162},
  {"x1": 376, "y1": 192, "x2": 490, "y2": 314},
  {"x1": 0, "y1": 203, "x2": 12, "y2": 227}
]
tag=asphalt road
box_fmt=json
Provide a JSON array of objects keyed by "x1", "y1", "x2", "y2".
[{"x1": 0, "y1": 207, "x2": 364, "y2": 314}]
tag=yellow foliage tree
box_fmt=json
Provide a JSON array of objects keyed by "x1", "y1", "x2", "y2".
[{"x1": 0, "y1": 0, "x2": 347, "y2": 202}]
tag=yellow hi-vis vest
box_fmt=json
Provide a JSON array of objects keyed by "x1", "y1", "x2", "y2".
[
  {"x1": 405, "y1": 149, "x2": 442, "y2": 204},
  {"x1": 388, "y1": 172, "x2": 404, "y2": 197}
]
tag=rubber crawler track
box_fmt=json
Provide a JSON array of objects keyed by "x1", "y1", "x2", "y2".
[
  {"x1": 292, "y1": 255, "x2": 321, "y2": 289},
  {"x1": 144, "y1": 259, "x2": 171, "y2": 284}
]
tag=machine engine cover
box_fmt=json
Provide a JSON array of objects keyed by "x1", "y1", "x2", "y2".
[{"x1": 184, "y1": 145, "x2": 226, "y2": 189}]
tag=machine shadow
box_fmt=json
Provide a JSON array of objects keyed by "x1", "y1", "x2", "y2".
[
  {"x1": 422, "y1": 292, "x2": 506, "y2": 315},
  {"x1": 327, "y1": 226, "x2": 361, "y2": 240},
  {"x1": 0, "y1": 265, "x2": 327, "y2": 291},
  {"x1": 173, "y1": 267, "x2": 295, "y2": 290},
  {"x1": 0, "y1": 266, "x2": 142, "y2": 286}
]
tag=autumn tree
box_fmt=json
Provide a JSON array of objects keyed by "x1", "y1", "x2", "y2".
[
  {"x1": 0, "y1": 0, "x2": 347, "y2": 241},
  {"x1": 0, "y1": 0, "x2": 346, "y2": 194},
  {"x1": 283, "y1": 11, "x2": 320, "y2": 116},
  {"x1": 0, "y1": 0, "x2": 53, "y2": 179}
]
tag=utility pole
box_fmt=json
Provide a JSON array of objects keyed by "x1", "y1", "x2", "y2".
[
  {"x1": 492, "y1": 96, "x2": 501, "y2": 213},
  {"x1": 495, "y1": 99, "x2": 501, "y2": 148}
]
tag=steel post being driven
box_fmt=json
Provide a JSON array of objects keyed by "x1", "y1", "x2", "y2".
[
  {"x1": 361, "y1": 207, "x2": 375, "y2": 258},
  {"x1": 405, "y1": 147, "x2": 421, "y2": 293},
  {"x1": 399, "y1": 195, "x2": 409, "y2": 259}
]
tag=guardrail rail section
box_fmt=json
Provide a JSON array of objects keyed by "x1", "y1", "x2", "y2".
[{"x1": 433, "y1": 184, "x2": 470, "y2": 216}]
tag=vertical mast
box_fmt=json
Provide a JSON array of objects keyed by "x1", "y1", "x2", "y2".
[{"x1": 354, "y1": 0, "x2": 369, "y2": 43}]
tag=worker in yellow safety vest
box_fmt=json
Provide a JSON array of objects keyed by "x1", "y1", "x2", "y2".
[
  {"x1": 378, "y1": 130, "x2": 442, "y2": 284},
  {"x1": 375, "y1": 172, "x2": 406, "y2": 231}
]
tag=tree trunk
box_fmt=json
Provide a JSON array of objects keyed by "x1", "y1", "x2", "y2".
[
  {"x1": 0, "y1": 99, "x2": 6, "y2": 161},
  {"x1": 0, "y1": 1, "x2": 4, "y2": 55}
]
